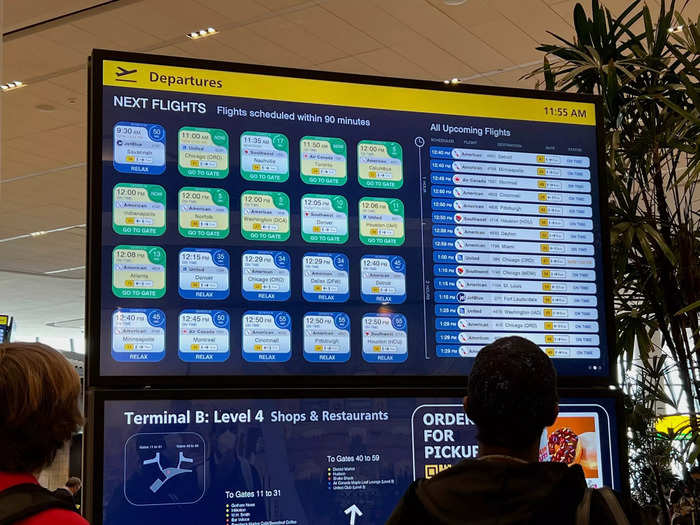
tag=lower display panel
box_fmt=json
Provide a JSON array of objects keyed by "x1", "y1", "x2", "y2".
[{"x1": 91, "y1": 390, "x2": 623, "y2": 525}]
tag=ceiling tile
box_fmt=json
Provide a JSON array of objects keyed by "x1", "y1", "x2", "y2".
[
  {"x1": 2, "y1": 107, "x2": 70, "y2": 141},
  {"x1": 426, "y1": 0, "x2": 505, "y2": 25},
  {"x1": 3, "y1": 35, "x2": 83, "y2": 80},
  {"x1": 8, "y1": 126, "x2": 85, "y2": 165},
  {"x1": 322, "y1": 0, "x2": 420, "y2": 47},
  {"x1": 22, "y1": 81, "x2": 85, "y2": 115},
  {"x1": 252, "y1": 0, "x2": 312, "y2": 10},
  {"x1": 469, "y1": 18, "x2": 540, "y2": 64},
  {"x1": 215, "y1": 26, "x2": 309, "y2": 68},
  {"x1": 69, "y1": 13, "x2": 162, "y2": 50},
  {"x1": 389, "y1": 34, "x2": 476, "y2": 79},
  {"x1": 37, "y1": 82, "x2": 87, "y2": 111},
  {"x1": 0, "y1": 171, "x2": 85, "y2": 237},
  {"x1": 191, "y1": 0, "x2": 270, "y2": 23},
  {"x1": 4, "y1": 0, "x2": 107, "y2": 32},
  {"x1": 547, "y1": 0, "x2": 578, "y2": 19},
  {"x1": 32, "y1": 23, "x2": 104, "y2": 55},
  {"x1": 483, "y1": 68, "x2": 540, "y2": 89},
  {"x1": 47, "y1": 70, "x2": 87, "y2": 95},
  {"x1": 682, "y1": 2, "x2": 700, "y2": 19},
  {"x1": 175, "y1": 37, "x2": 254, "y2": 63},
  {"x1": 246, "y1": 15, "x2": 346, "y2": 64},
  {"x1": 0, "y1": 229, "x2": 85, "y2": 274},
  {"x1": 4, "y1": 139, "x2": 67, "y2": 169},
  {"x1": 312, "y1": 56, "x2": 381, "y2": 76},
  {"x1": 2, "y1": 86, "x2": 81, "y2": 125},
  {"x1": 493, "y1": 0, "x2": 574, "y2": 42},
  {"x1": 287, "y1": 6, "x2": 382, "y2": 56},
  {"x1": 109, "y1": 0, "x2": 230, "y2": 41},
  {"x1": 149, "y1": 45, "x2": 191, "y2": 58},
  {"x1": 377, "y1": 0, "x2": 512, "y2": 72},
  {"x1": 1, "y1": 157, "x2": 38, "y2": 180},
  {"x1": 355, "y1": 48, "x2": 432, "y2": 79}
]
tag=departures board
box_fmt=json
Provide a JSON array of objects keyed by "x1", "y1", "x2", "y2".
[
  {"x1": 91, "y1": 390, "x2": 623, "y2": 525},
  {"x1": 87, "y1": 50, "x2": 611, "y2": 385}
]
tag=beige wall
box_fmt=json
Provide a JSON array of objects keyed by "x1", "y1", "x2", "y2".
[
  {"x1": 1, "y1": 0, "x2": 3, "y2": 200},
  {"x1": 38, "y1": 442, "x2": 70, "y2": 490}
]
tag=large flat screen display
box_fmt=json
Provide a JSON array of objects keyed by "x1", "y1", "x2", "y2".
[
  {"x1": 89, "y1": 50, "x2": 610, "y2": 384},
  {"x1": 95, "y1": 392, "x2": 622, "y2": 525}
]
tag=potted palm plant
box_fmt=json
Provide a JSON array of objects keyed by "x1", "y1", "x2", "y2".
[{"x1": 526, "y1": 0, "x2": 699, "y2": 512}]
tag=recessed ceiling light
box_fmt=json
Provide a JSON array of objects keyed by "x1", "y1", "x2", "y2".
[
  {"x1": 668, "y1": 25, "x2": 683, "y2": 33},
  {"x1": 187, "y1": 27, "x2": 218, "y2": 40},
  {"x1": 450, "y1": 78, "x2": 460, "y2": 84},
  {"x1": 444, "y1": 0, "x2": 467, "y2": 5},
  {"x1": 1, "y1": 80, "x2": 26, "y2": 92},
  {"x1": 36, "y1": 103, "x2": 56, "y2": 112}
]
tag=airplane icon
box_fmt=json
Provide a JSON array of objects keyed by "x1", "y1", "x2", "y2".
[{"x1": 115, "y1": 66, "x2": 137, "y2": 82}]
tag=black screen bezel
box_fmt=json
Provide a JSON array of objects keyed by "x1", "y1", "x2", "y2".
[
  {"x1": 86, "y1": 48, "x2": 614, "y2": 389},
  {"x1": 83, "y1": 386, "x2": 629, "y2": 524}
]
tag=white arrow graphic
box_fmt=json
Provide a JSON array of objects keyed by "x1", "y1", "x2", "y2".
[{"x1": 344, "y1": 504, "x2": 363, "y2": 525}]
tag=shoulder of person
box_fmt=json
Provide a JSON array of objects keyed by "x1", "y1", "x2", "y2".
[
  {"x1": 21, "y1": 508, "x2": 88, "y2": 525},
  {"x1": 386, "y1": 479, "x2": 439, "y2": 525}
]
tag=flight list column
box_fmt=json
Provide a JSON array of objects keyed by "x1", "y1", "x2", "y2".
[{"x1": 429, "y1": 146, "x2": 601, "y2": 361}]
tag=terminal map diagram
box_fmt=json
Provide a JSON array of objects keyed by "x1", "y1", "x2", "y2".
[{"x1": 143, "y1": 451, "x2": 194, "y2": 493}]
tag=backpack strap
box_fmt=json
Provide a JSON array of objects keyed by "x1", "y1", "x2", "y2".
[
  {"x1": 576, "y1": 487, "x2": 632, "y2": 525},
  {"x1": 576, "y1": 487, "x2": 593, "y2": 525},
  {"x1": 598, "y1": 487, "x2": 631, "y2": 525},
  {"x1": 0, "y1": 483, "x2": 76, "y2": 525}
]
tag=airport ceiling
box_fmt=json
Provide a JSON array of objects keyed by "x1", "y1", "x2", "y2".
[{"x1": 0, "y1": 0, "x2": 695, "y2": 339}]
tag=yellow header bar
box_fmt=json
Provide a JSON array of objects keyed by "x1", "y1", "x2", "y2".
[{"x1": 103, "y1": 60, "x2": 595, "y2": 126}]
